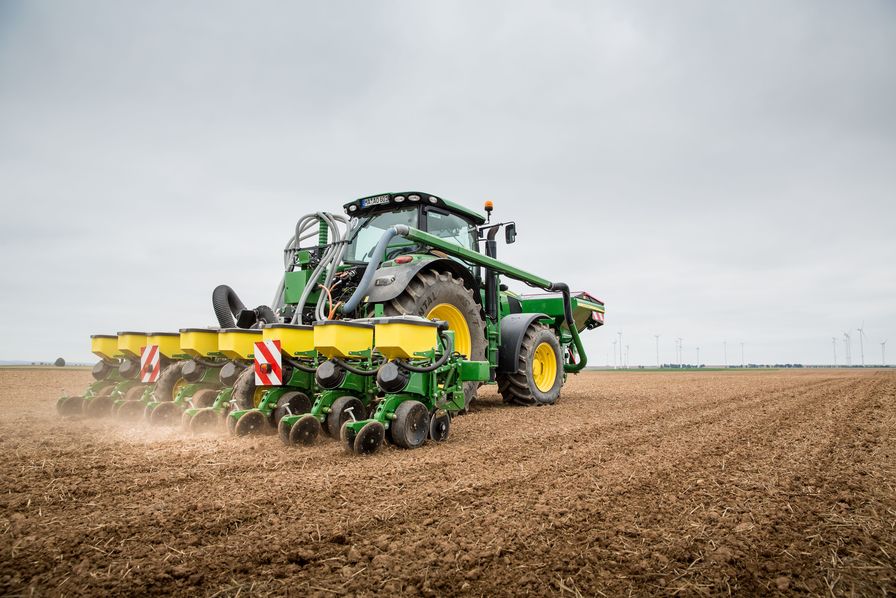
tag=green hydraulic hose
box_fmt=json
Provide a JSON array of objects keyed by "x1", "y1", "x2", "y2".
[{"x1": 341, "y1": 225, "x2": 593, "y2": 373}]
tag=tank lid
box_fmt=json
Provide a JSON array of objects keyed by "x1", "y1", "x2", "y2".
[
  {"x1": 90, "y1": 334, "x2": 117, "y2": 339},
  {"x1": 116, "y1": 331, "x2": 148, "y2": 336},
  {"x1": 313, "y1": 320, "x2": 374, "y2": 329},
  {"x1": 179, "y1": 327, "x2": 220, "y2": 333},
  {"x1": 148, "y1": 332, "x2": 180, "y2": 337},
  {"x1": 371, "y1": 316, "x2": 439, "y2": 328},
  {"x1": 264, "y1": 323, "x2": 313, "y2": 330}
]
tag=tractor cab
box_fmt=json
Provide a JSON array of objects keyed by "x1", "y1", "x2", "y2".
[{"x1": 343, "y1": 192, "x2": 485, "y2": 263}]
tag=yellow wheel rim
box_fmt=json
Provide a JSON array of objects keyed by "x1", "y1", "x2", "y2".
[
  {"x1": 252, "y1": 387, "x2": 267, "y2": 408},
  {"x1": 426, "y1": 303, "x2": 472, "y2": 358},
  {"x1": 172, "y1": 379, "x2": 187, "y2": 402},
  {"x1": 532, "y1": 342, "x2": 558, "y2": 393}
]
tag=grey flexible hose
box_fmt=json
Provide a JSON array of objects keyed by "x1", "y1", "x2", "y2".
[
  {"x1": 341, "y1": 224, "x2": 409, "y2": 314},
  {"x1": 288, "y1": 212, "x2": 352, "y2": 324}
]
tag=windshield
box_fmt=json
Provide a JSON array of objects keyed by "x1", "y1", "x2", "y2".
[{"x1": 345, "y1": 208, "x2": 419, "y2": 262}]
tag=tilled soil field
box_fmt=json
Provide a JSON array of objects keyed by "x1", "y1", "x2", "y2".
[{"x1": 1, "y1": 368, "x2": 894, "y2": 596}]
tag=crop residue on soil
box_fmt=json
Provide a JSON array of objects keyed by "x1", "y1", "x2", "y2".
[{"x1": 1, "y1": 368, "x2": 894, "y2": 595}]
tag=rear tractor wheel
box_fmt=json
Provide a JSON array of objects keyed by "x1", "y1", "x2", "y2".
[
  {"x1": 152, "y1": 361, "x2": 187, "y2": 403},
  {"x1": 384, "y1": 269, "x2": 486, "y2": 410}
]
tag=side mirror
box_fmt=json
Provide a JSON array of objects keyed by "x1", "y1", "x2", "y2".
[{"x1": 504, "y1": 223, "x2": 517, "y2": 244}]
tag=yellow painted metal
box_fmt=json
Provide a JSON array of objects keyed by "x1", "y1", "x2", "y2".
[
  {"x1": 217, "y1": 328, "x2": 262, "y2": 360},
  {"x1": 313, "y1": 320, "x2": 374, "y2": 359},
  {"x1": 148, "y1": 332, "x2": 181, "y2": 359},
  {"x1": 263, "y1": 324, "x2": 314, "y2": 356},
  {"x1": 179, "y1": 328, "x2": 219, "y2": 358},
  {"x1": 171, "y1": 378, "x2": 187, "y2": 402},
  {"x1": 532, "y1": 342, "x2": 558, "y2": 392},
  {"x1": 90, "y1": 334, "x2": 121, "y2": 360},
  {"x1": 252, "y1": 386, "x2": 266, "y2": 408},
  {"x1": 426, "y1": 303, "x2": 471, "y2": 358},
  {"x1": 117, "y1": 331, "x2": 148, "y2": 359},
  {"x1": 374, "y1": 317, "x2": 439, "y2": 360}
]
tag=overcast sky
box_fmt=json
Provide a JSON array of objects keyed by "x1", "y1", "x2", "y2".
[{"x1": 1, "y1": 1, "x2": 894, "y2": 366}]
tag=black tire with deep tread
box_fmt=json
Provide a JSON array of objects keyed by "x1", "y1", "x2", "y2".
[
  {"x1": 497, "y1": 322, "x2": 563, "y2": 406},
  {"x1": 383, "y1": 269, "x2": 486, "y2": 408},
  {"x1": 231, "y1": 366, "x2": 257, "y2": 411},
  {"x1": 390, "y1": 400, "x2": 429, "y2": 449},
  {"x1": 152, "y1": 361, "x2": 186, "y2": 403},
  {"x1": 272, "y1": 391, "x2": 312, "y2": 426},
  {"x1": 326, "y1": 396, "x2": 366, "y2": 438},
  {"x1": 190, "y1": 388, "x2": 219, "y2": 409}
]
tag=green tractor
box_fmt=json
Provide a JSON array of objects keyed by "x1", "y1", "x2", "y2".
[{"x1": 217, "y1": 192, "x2": 604, "y2": 454}]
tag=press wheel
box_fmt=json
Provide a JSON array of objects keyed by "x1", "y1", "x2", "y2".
[
  {"x1": 353, "y1": 421, "x2": 385, "y2": 455},
  {"x1": 57, "y1": 396, "x2": 83, "y2": 416},
  {"x1": 150, "y1": 401, "x2": 180, "y2": 426},
  {"x1": 234, "y1": 410, "x2": 267, "y2": 436},
  {"x1": 390, "y1": 401, "x2": 429, "y2": 449},
  {"x1": 278, "y1": 417, "x2": 294, "y2": 445},
  {"x1": 429, "y1": 409, "x2": 451, "y2": 442},
  {"x1": 84, "y1": 394, "x2": 114, "y2": 418},
  {"x1": 290, "y1": 414, "x2": 322, "y2": 446},
  {"x1": 117, "y1": 400, "x2": 146, "y2": 421},
  {"x1": 190, "y1": 409, "x2": 222, "y2": 435}
]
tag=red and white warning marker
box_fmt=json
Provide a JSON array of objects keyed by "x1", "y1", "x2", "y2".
[
  {"x1": 140, "y1": 344, "x2": 161, "y2": 383},
  {"x1": 254, "y1": 339, "x2": 283, "y2": 386}
]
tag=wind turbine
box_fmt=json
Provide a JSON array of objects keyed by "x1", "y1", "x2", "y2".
[
  {"x1": 843, "y1": 332, "x2": 851, "y2": 366},
  {"x1": 677, "y1": 338, "x2": 683, "y2": 368},
  {"x1": 696, "y1": 346, "x2": 700, "y2": 367},
  {"x1": 832, "y1": 337, "x2": 837, "y2": 367},
  {"x1": 740, "y1": 342, "x2": 745, "y2": 368},
  {"x1": 882, "y1": 340, "x2": 887, "y2": 366},
  {"x1": 723, "y1": 340, "x2": 728, "y2": 368},
  {"x1": 612, "y1": 339, "x2": 618, "y2": 369},
  {"x1": 654, "y1": 335, "x2": 660, "y2": 368},
  {"x1": 857, "y1": 323, "x2": 866, "y2": 367},
  {"x1": 625, "y1": 345, "x2": 630, "y2": 368},
  {"x1": 617, "y1": 331, "x2": 623, "y2": 368}
]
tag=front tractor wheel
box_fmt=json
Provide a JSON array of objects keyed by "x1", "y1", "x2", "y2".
[
  {"x1": 384, "y1": 269, "x2": 486, "y2": 409},
  {"x1": 498, "y1": 322, "x2": 563, "y2": 406}
]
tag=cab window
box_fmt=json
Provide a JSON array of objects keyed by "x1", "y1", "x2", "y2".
[
  {"x1": 346, "y1": 208, "x2": 418, "y2": 262},
  {"x1": 426, "y1": 210, "x2": 476, "y2": 251}
]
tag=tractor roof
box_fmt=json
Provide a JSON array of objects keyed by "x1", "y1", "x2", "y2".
[{"x1": 344, "y1": 192, "x2": 486, "y2": 225}]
